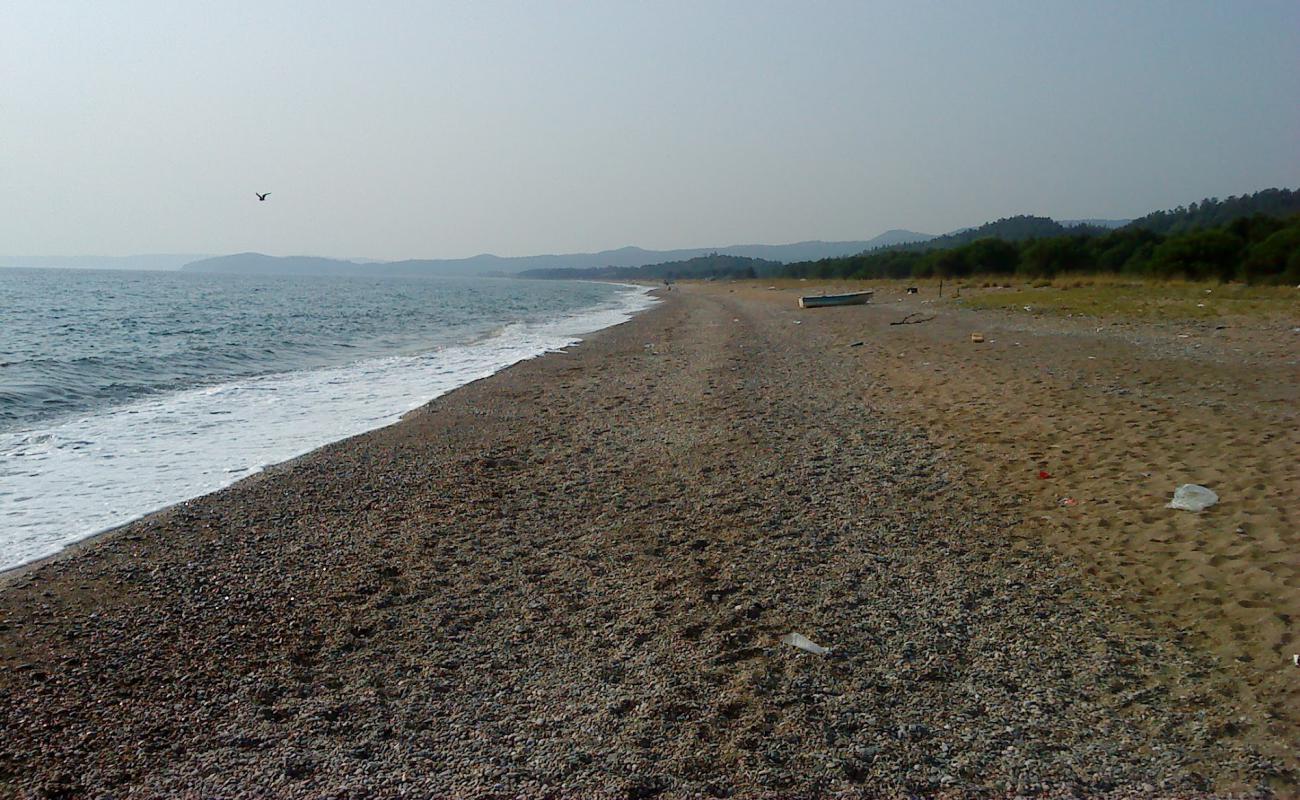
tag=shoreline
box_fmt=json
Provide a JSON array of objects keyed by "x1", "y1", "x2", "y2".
[
  {"x1": 1, "y1": 284, "x2": 1293, "y2": 797},
  {"x1": 0, "y1": 282, "x2": 657, "y2": 578}
]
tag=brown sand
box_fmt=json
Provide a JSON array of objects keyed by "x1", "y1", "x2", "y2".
[
  {"x1": 0, "y1": 285, "x2": 1295, "y2": 798},
  {"x1": 776, "y1": 280, "x2": 1298, "y2": 743}
]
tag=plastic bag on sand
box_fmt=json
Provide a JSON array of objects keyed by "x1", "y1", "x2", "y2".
[
  {"x1": 1167, "y1": 484, "x2": 1218, "y2": 512},
  {"x1": 780, "y1": 633, "x2": 831, "y2": 655}
]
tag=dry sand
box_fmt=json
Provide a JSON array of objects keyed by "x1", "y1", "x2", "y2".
[
  {"x1": 793, "y1": 280, "x2": 1298, "y2": 743},
  {"x1": 0, "y1": 284, "x2": 1295, "y2": 798}
]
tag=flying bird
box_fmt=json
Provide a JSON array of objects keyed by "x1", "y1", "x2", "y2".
[{"x1": 256, "y1": 192, "x2": 270, "y2": 201}]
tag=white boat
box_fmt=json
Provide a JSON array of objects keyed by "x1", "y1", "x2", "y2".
[{"x1": 798, "y1": 290, "x2": 873, "y2": 309}]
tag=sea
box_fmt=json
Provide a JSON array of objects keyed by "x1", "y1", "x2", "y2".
[{"x1": 0, "y1": 268, "x2": 655, "y2": 571}]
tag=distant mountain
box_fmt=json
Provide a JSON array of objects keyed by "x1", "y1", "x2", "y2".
[
  {"x1": 520, "y1": 254, "x2": 780, "y2": 281},
  {"x1": 721, "y1": 231, "x2": 934, "y2": 260},
  {"x1": 182, "y1": 234, "x2": 936, "y2": 278},
  {"x1": 856, "y1": 229, "x2": 938, "y2": 249},
  {"x1": 182, "y1": 253, "x2": 369, "y2": 276},
  {"x1": 780, "y1": 186, "x2": 1300, "y2": 284},
  {"x1": 1058, "y1": 219, "x2": 1130, "y2": 229},
  {"x1": 0, "y1": 254, "x2": 207, "y2": 271},
  {"x1": 879, "y1": 216, "x2": 1110, "y2": 254},
  {"x1": 1125, "y1": 188, "x2": 1300, "y2": 235}
]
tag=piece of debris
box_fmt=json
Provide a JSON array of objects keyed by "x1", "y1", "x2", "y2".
[
  {"x1": 1037, "y1": 471, "x2": 1052, "y2": 480},
  {"x1": 970, "y1": 332, "x2": 985, "y2": 343},
  {"x1": 906, "y1": 287, "x2": 918, "y2": 294},
  {"x1": 1059, "y1": 497, "x2": 1079, "y2": 507},
  {"x1": 849, "y1": 341, "x2": 864, "y2": 347},
  {"x1": 780, "y1": 633, "x2": 831, "y2": 655},
  {"x1": 1167, "y1": 484, "x2": 1218, "y2": 512},
  {"x1": 889, "y1": 312, "x2": 935, "y2": 326}
]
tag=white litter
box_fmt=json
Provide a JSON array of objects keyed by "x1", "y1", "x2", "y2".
[
  {"x1": 780, "y1": 632, "x2": 831, "y2": 655},
  {"x1": 1167, "y1": 484, "x2": 1219, "y2": 512}
]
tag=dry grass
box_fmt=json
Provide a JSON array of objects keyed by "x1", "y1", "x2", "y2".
[
  {"x1": 712, "y1": 276, "x2": 1298, "y2": 323},
  {"x1": 956, "y1": 277, "x2": 1298, "y2": 322}
]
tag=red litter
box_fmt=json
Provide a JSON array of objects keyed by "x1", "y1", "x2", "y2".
[{"x1": 1037, "y1": 471, "x2": 1052, "y2": 480}]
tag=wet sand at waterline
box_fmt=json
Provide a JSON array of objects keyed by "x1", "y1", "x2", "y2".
[{"x1": 1, "y1": 285, "x2": 1295, "y2": 797}]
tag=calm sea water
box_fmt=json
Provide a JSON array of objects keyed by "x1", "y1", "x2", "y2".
[{"x1": 0, "y1": 268, "x2": 654, "y2": 569}]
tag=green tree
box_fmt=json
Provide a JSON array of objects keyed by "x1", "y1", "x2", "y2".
[
  {"x1": 962, "y1": 238, "x2": 1019, "y2": 273},
  {"x1": 1240, "y1": 222, "x2": 1300, "y2": 284},
  {"x1": 931, "y1": 248, "x2": 969, "y2": 278},
  {"x1": 1019, "y1": 237, "x2": 1088, "y2": 278},
  {"x1": 1149, "y1": 230, "x2": 1243, "y2": 281}
]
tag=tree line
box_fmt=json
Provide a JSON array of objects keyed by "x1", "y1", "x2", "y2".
[
  {"x1": 518, "y1": 253, "x2": 779, "y2": 282},
  {"x1": 878, "y1": 215, "x2": 1109, "y2": 253},
  {"x1": 518, "y1": 188, "x2": 1300, "y2": 284},
  {"x1": 1125, "y1": 188, "x2": 1300, "y2": 235},
  {"x1": 783, "y1": 189, "x2": 1300, "y2": 284}
]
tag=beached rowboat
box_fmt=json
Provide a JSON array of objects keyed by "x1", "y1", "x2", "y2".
[{"x1": 798, "y1": 290, "x2": 873, "y2": 309}]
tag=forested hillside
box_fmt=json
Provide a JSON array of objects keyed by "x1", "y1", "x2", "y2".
[
  {"x1": 784, "y1": 213, "x2": 1300, "y2": 284},
  {"x1": 1126, "y1": 188, "x2": 1300, "y2": 235},
  {"x1": 518, "y1": 253, "x2": 779, "y2": 281},
  {"x1": 883, "y1": 216, "x2": 1107, "y2": 252},
  {"x1": 782, "y1": 189, "x2": 1300, "y2": 284},
  {"x1": 516, "y1": 189, "x2": 1300, "y2": 285}
]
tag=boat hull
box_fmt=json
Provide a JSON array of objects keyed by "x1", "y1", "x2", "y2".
[{"x1": 798, "y1": 290, "x2": 873, "y2": 309}]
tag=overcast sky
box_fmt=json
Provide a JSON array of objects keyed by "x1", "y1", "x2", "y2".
[{"x1": 4, "y1": 1, "x2": 1298, "y2": 260}]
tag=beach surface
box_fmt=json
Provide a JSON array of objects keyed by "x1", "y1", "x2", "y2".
[{"x1": 1, "y1": 284, "x2": 1295, "y2": 798}]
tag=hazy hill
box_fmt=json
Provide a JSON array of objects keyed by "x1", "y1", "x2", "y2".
[
  {"x1": 1058, "y1": 219, "x2": 1130, "y2": 229},
  {"x1": 1124, "y1": 188, "x2": 1300, "y2": 234},
  {"x1": 780, "y1": 186, "x2": 1300, "y2": 284},
  {"x1": 519, "y1": 254, "x2": 781, "y2": 281},
  {"x1": 181, "y1": 232, "x2": 935, "y2": 277},
  {"x1": 181, "y1": 253, "x2": 370, "y2": 276},
  {"x1": 0, "y1": 254, "x2": 207, "y2": 271},
  {"x1": 875, "y1": 216, "x2": 1109, "y2": 254}
]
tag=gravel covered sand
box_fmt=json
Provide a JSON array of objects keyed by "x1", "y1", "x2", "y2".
[{"x1": 1, "y1": 285, "x2": 1295, "y2": 798}]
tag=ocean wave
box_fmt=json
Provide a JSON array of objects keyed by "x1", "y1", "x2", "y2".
[{"x1": 0, "y1": 283, "x2": 656, "y2": 571}]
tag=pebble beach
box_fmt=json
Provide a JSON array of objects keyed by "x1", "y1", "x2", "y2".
[{"x1": 1, "y1": 285, "x2": 1295, "y2": 798}]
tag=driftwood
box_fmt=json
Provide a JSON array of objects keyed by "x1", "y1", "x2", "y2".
[{"x1": 890, "y1": 312, "x2": 936, "y2": 326}]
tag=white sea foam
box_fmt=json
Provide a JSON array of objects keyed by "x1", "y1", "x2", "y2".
[{"x1": 0, "y1": 284, "x2": 656, "y2": 571}]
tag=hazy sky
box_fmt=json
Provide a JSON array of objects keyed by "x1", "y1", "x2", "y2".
[{"x1": 4, "y1": 1, "x2": 1298, "y2": 260}]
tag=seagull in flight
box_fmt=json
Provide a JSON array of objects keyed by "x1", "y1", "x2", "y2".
[{"x1": 256, "y1": 192, "x2": 270, "y2": 202}]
